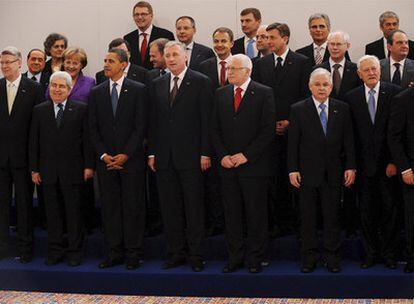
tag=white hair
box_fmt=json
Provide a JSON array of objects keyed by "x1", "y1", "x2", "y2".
[
  {"x1": 229, "y1": 54, "x2": 253, "y2": 70},
  {"x1": 309, "y1": 68, "x2": 332, "y2": 84},
  {"x1": 328, "y1": 31, "x2": 350, "y2": 43},
  {"x1": 357, "y1": 55, "x2": 380, "y2": 70},
  {"x1": 50, "y1": 71, "x2": 72, "y2": 88},
  {"x1": 164, "y1": 41, "x2": 187, "y2": 53},
  {"x1": 1, "y1": 46, "x2": 22, "y2": 59}
]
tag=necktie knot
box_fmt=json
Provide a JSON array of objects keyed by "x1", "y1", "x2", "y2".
[
  {"x1": 394, "y1": 62, "x2": 400, "y2": 69},
  {"x1": 173, "y1": 76, "x2": 179, "y2": 84},
  {"x1": 57, "y1": 103, "x2": 64, "y2": 109},
  {"x1": 369, "y1": 89, "x2": 376, "y2": 96},
  {"x1": 220, "y1": 60, "x2": 226, "y2": 67},
  {"x1": 333, "y1": 63, "x2": 341, "y2": 70},
  {"x1": 112, "y1": 82, "x2": 117, "y2": 89},
  {"x1": 235, "y1": 87, "x2": 243, "y2": 95},
  {"x1": 319, "y1": 103, "x2": 326, "y2": 111},
  {"x1": 276, "y1": 57, "x2": 283, "y2": 64},
  {"x1": 141, "y1": 33, "x2": 147, "y2": 38}
]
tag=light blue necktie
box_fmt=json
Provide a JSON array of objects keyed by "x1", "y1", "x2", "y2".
[
  {"x1": 319, "y1": 103, "x2": 327, "y2": 135},
  {"x1": 246, "y1": 38, "x2": 255, "y2": 58},
  {"x1": 368, "y1": 89, "x2": 376, "y2": 123},
  {"x1": 111, "y1": 82, "x2": 118, "y2": 115}
]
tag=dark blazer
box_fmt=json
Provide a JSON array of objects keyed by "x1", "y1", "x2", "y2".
[
  {"x1": 231, "y1": 37, "x2": 245, "y2": 55},
  {"x1": 211, "y1": 81, "x2": 275, "y2": 177},
  {"x1": 288, "y1": 97, "x2": 355, "y2": 187},
  {"x1": 199, "y1": 57, "x2": 229, "y2": 90},
  {"x1": 365, "y1": 37, "x2": 414, "y2": 60},
  {"x1": 89, "y1": 78, "x2": 147, "y2": 171},
  {"x1": 380, "y1": 58, "x2": 414, "y2": 89},
  {"x1": 0, "y1": 77, "x2": 42, "y2": 168},
  {"x1": 388, "y1": 88, "x2": 414, "y2": 172},
  {"x1": 22, "y1": 71, "x2": 50, "y2": 96},
  {"x1": 296, "y1": 43, "x2": 350, "y2": 66},
  {"x1": 29, "y1": 100, "x2": 93, "y2": 185},
  {"x1": 148, "y1": 69, "x2": 213, "y2": 170},
  {"x1": 124, "y1": 25, "x2": 175, "y2": 69},
  {"x1": 252, "y1": 50, "x2": 311, "y2": 120},
  {"x1": 188, "y1": 42, "x2": 215, "y2": 72},
  {"x1": 345, "y1": 82, "x2": 402, "y2": 177},
  {"x1": 95, "y1": 63, "x2": 148, "y2": 85},
  {"x1": 315, "y1": 60, "x2": 362, "y2": 101}
]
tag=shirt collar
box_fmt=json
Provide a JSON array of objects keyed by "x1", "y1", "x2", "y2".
[
  {"x1": 139, "y1": 24, "x2": 153, "y2": 36},
  {"x1": 124, "y1": 62, "x2": 131, "y2": 75},
  {"x1": 312, "y1": 96, "x2": 329, "y2": 108},
  {"x1": 390, "y1": 57, "x2": 406, "y2": 66},
  {"x1": 234, "y1": 77, "x2": 251, "y2": 93},
  {"x1": 6, "y1": 74, "x2": 22, "y2": 88},
  {"x1": 313, "y1": 41, "x2": 327, "y2": 50},
  {"x1": 364, "y1": 81, "x2": 380, "y2": 96},
  {"x1": 244, "y1": 36, "x2": 257, "y2": 44},
  {"x1": 273, "y1": 48, "x2": 289, "y2": 63},
  {"x1": 53, "y1": 99, "x2": 67, "y2": 108},
  {"x1": 171, "y1": 67, "x2": 188, "y2": 81},
  {"x1": 27, "y1": 71, "x2": 41, "y2": 81},
  {"x1": 109, "y1": 75, "x2": 125, "y2": 89},
  {"x1": 329, "y1": 57, "x2": 346, "y2": 69},
  {"x1": 216, "y1": 54, "x2": 232, "y2": 64},
  {"x1": 186, "y1": 41, "x2": 194, "y2": 50}
]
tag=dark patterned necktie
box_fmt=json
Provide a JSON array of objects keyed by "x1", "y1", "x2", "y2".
[{"x1": 56, "y1": 103, "x2": 64, "y2": 127}]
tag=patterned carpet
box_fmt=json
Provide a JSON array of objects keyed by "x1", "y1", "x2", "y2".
[{"x1": 0, "y1": 291, "x2": 412, "y2": 304}]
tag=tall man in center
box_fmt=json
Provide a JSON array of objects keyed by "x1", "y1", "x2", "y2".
[{"x1": 148, "y1": 41, "x2": 213, "y2": 272}]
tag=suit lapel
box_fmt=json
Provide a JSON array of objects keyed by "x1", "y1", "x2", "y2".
[
  {"x1": 375, "y1": 83, "x2": 388, "y2": 125},
  {"x1": 382, "y1": 59, "x2": 391, "y2": 82},
  {"x1": 47, "y1": 101, "x2": 59, "y2": 131},
  {"x1": 306, "y1": 98, "x2": 326, "y2": 138},
  {"x1": 236, "y1": 82, "x2": 254, "y2": 114},
  {"x1": 172, "y1": 70, "x2": 191, "y2": 107},
  {"x1": 339, "y1": 61, "x2": 352, "y2": 97},
  {"x1": 115, "y1": 79, "x2": 130, "y2": 120},
  {"x1": 102, "y1": 81, "x2": 115, "y2": 122},
  {"x1": 10, "y1": 77, "x2": 28, "y2": 117},
  {"x1": 326, "y1": 99, "x2": 339, "y2": 139},
  {"x1": 60, "y1": 100, "x2": 75, "y2": 130}
]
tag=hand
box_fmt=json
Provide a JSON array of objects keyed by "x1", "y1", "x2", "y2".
[
  {"x1": 276, "y1": 120, "x2": 289, "y2": 135},
  {"x1": 107, "y1": 154, "x2": 128, "y2": 170},
  {"x1": 31, "y1": 172, "x2": 41, "y2": 185},
  {"x1": 221, "y1": 155, "x2": 234, "y2": 169},
  {"x1": 289, "y1": 172, "x2": 301, "y2": 188},
  {"x1": 148, "y1": 157, "x2": 156, "y2": 172},
  {"x1": 343, "y1": 169, "x2": 356, "y2": 187},
  {"x1": 84, "y1": 168, "x2": 94, "y2": 181},
  {"x1": 200, "y1": 156, "x2": 211, "y2": 172},
  {"x1": 230, "y1": 153, "x2": 248, "y2": 168},
  {"x1": 102, "y1": 154, "x2": 115, "y2": 165},
  {"x1": 402, "y1": 170, "x2": 414, "y2": 185},
  {"x1": 385, "y1": 163, "x2": 397, "y2": 178}
]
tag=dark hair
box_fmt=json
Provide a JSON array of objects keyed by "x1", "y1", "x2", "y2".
[
  {"x1": 266, "y1": 22, "x2": 291, "y2": 43},
  {"x1": 176, "y1": 16, "x2": 196, "y2": 28},
  {"x1": 27, "y1": 48, "x2": 46, "y2": 60},
  {"x1": 240, "y1": 8, "x2": 261, "y2": 21},
  {"x1": 108, "y1": 38, "x2": 131, "y2": 52},
  {"x1": 212, "y1": 27, "x2": 234, "y2": 42},
  {"x1": 43, "y1": 33, "x2": 68, "y2": 56},
  {"x1": 149, "y1": 38, "x2": 169, "y2": 54},
  {"x1": 387, "y1": 29, "x2": 406, "y2": 45},
  {"x1": 108, "y1": 48, "x2": 129, "y2": 63},
  {"x1": 133, "y1": 1, "x2": 153, "y2": 14}
]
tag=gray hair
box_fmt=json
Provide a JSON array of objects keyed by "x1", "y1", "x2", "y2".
[
  {"x1": 50, "y1": 71, "x2": 72, "y2": 88},
  {"x1": 164, "y1": 41, "x2": 186, "y2": 54},
  {"x1": 308, "y1": 13, "x2": 331, "y2": 31},
  {"x1": 229, "y1": 54, "x2": 253, "y2": 71},
  {"x1": 379, "y1": 11, "x2": 399, "y2": 26},
  {"x1": 357, "y1": 55, "x2": 380, "y2": 70},
  {"x1": 309, "y1": 68, "x2": 332, "y2": 84},
  {"x1": 327, "y1": 31, "x2": 350, "y2": 43},
  {"x1": 1, "y1": 46, "x2": 22, "y2": 59}
]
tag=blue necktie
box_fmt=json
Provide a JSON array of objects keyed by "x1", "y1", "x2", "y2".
[
  {"x1": 368, "y1": 89, "x2": 376, "y2": 123},
  {"x1": 111, "y1": 82, "x2": 118, "y2": 115},
  {"x1": 319, "y1": 103, "x2": 327, "y2": 135},
  {"x1": 56, "y1": 103, "x2": 64, "y2": 127},
  {"x1": 246, "y1": 38, "x2": 255, "y2": 58}
]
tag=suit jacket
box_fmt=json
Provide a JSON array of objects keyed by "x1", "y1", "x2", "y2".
[
  {"x1": 29, "y1": 100, "x2": 93, "y2": 185},
  {"x1": 211, "y1": 80, "x2": 275, "y2": 177},
  {"x1": 199, "y1": 57, "x2": 229, "y2": 90},
  {"x1": 0, "y1": 77, "x2": 43, "y2": 168},
  {"x1": 89, "y1": 78, "x2": 147, "y2": 172},
  {"x1": 148, "y1": 69, "x2": 213, "y2": 170},
  {"x1": 22, "y1": 71, "x2": 50, "y2": 96},
  {"x1": 95, "y1": 63, "x2": 148, "y2": 85},
  {"x1": 231, "y1": 37, "x2": 245, "y2": 55},
  {"x1": 388, "y1": 88, "x2": 414, "y2": 172},
  {"x1": 345, "y1": 82, "x2": 402, "y2": 177},
  {"x1": 46, "y1": 73, "x2": 95, "y2": 103},
  {"x1": 315, "y1": 60, "x2": 362, "y2": 101},
  {"x1": 288, "y1": 97, "x2": 355, "y2": 187},
  {"x1": 296, "y1": 43, "x2": 350, "y2": 66},
  {"x1": 252, "y1": 50, "x2": 311, "y2": 121},
  {"x1": 124, "y1": 25, "x2": 175, "y2": 69},
  {"x1": 365, "y1": 37, "x2": 414, "y2": 60},
  {"x1": 380, "y1": 58, "x2": 414, "y2": 89},
  {"x1": 188, "y1": 42, "x2": 215, "y2": 72}
]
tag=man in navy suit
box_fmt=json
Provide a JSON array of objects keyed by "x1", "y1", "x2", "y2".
[
  {"x1": 124, "y1": 1, "x2": 174, "y2": 69},
  {"x1": 231, "y1": 8, "x2": 261, "y2": 58},
  {"x1": 22, "y1": 49, "x2": 50, "y2": 95}
]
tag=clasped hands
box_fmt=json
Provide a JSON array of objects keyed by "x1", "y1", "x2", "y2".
[
  {"x1": 221, "y1": 153, "x2": 248, "y2": 169},
  {"x1": 103, "y1": 154, "x2": 128, "y2": 170}
]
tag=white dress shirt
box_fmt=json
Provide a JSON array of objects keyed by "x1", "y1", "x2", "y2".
[
  {"x1": 390, "y1": 57, "x2": 406, "y2": 80},
  {"x1": 138, "y1": 24, "x2": 153, "y2": 50},
  {"x1": 273, "y1": 48, "x2": 289, "y2": 67}
]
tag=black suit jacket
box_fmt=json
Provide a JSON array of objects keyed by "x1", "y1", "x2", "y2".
[
  {"x1": 211, "y1": 81, "x2": 275, "y2": 177},
  {"x1": 22, "y1": 71, "x2": 50, "y2": 96},
  {"x1": 252, "y1": 51, "x2": 311, "y2": 120},
  {"x1": 296, "y1": 43, "x2": 350, "y2": 66},
  {"x1": 148, "y1": 69, "x2": 213, "y2": 170},
  {"x1": 345, "y1": 82, "x2": 402, "y2": 177},
  {"x1": 199, "y1": 57, "x2": 229, "y2": 90},
  {"x1": 380, "y1": 58, "x2": 414, "y2": 89},
  {"x1": 0, "y1": 77, "x2": 43, "y2": 168},
  {"x1": 288, "y1": 97, "x2": 355, "y2": 187},
  {"x1": 188, "y1": 42, "x2": 215, "y2": 72},
  {"x1": 124, "y1": 25, "x2": 175, "y2": 69},
  {"x1": 29, "y1": 100, "x2": 93, "y2": 185},
  {"x1": 89, "y1": 78, "x2": 147, "y2": 172},
  {"x1": 365, "y1": 37, "x2": 414, "y2": 60},
  {"x1": 231, "y1": 37, "x2": 245, "y2": 55},
  {"x1": 95, "y1": 63, "x2": 147, "y2": 85}
]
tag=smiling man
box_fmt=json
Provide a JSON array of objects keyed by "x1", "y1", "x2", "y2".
[{"x1": 22, "y1": 49, "x2": 50, "y2": 94}]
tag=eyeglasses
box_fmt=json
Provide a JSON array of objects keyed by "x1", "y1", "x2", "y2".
[
  {"x1": 226, "y1": 67, "x2": 248, "y2": 72},
  {"x1": 0, "y1": 59, "x2": 19, "y2": 65}
]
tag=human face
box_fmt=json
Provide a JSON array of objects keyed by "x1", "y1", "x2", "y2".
[
  {"x1": 240, "y1": 13, "x2": 261, "y2": 38},
  {"x1": 309, "y1": 18, "x2": 329, "y2": 45},
  {"x1": 149, "y1": 44, "x2": 165, "y2": 69},
  {"x1": 388, "y1": 32, "x2": 409, "y2": 61},
  {"x1": 176, "y1": 18, "x2": 195, "y2": 45},
  {"x1": 327, "y1": 34, "x2": 349, "y2": 62},
  {"x1": 27, "y1": 50, "x2": 46, "y2": 74},
  {"x1": 227, "y1": 57, "x2": 250, "y2": 87},
  {"x1": 0, "y1": 54, "x2": 22, "y2": 81},
  {"x1": 267, "y1": 29, "x2": 288, "y2": 55},
  {"x1": 357, "y1": 59, "x2": 381, "y2": 89},
  {"x1": 213, "y1": 31, "x2": 234, "y2": 60},
  {"x1": 50, "y1": 39, "x2": 66, "y2": 59},
  {"x1": 256, "y1": 27, "x2": 269, "y2": 53},
  {"x1": 103, "y1": 52, "x2": 127, "y2": 81},
  {"x1": 133, "y1": 6, "x2": 153, "y2": 31},
  {"x1": 309, "y1": 73, "x2": 333, "y2": 102},
  {"x1": 380, "y1": 17, "x2": 399, "y2": 38},
  {"x1": 164, "y1": 45, "x2": 187, "y2": 75},
  {"x1": 49, "y1": 77, "x2": 70, "y2": 103},
  {"x1": 63, "y1": 55, "x2": 82, "y2": 79}
]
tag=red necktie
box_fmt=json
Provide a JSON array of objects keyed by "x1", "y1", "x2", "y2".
[
  {"x1": 220, "y1": 61, "x2": 226, "y2": 86},
  {"x1": 234, "y1": 87, "x2": 242, "y2": 112},
  {"x1": 140, "y1": 33, "x2": 147, "y2": 63}
]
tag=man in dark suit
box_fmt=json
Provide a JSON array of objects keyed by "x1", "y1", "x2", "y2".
[
  {"x1": 0, "y1": 46, "x2": 42, "y2": 263},
  {"x1": 29, "y1": 71, "x2": 94, "y2": 266},
  {"x1": 175, "y1": 16, "x2": 214, "y2": 71},
  {"x1": 380, "y1": 30, "x2": 414, "y2": 89},
  {"x1": 251, "y1": 25, "x2": 271, "y2": 67},
  {"x1": 89, "y1": 48, "x2": 147, "y2": 270},
  {"x1": 231, "y1": 8, "x2": 261, "y2": 58},
  {"x1": 148, "y1": 41, "x2": 213, "y2": 272},
  {"x1": 147, "y1": 38, "x2": 169, "y2": 83},
  {"x1": 388, "y1": 86, "x2": 414, "y2": 273},
  {"x1": 365, "y1": 11, "x2": 414, "y2": 60},
  {"x1": 346, "y1": 55, "x2": 402, "y2": 269},
  {"x1": 124, "y1": 1, "x2": 174, "y2": 69},
  {"x1": 22, "y1": 49, "x2": 50, "y2": 94},
  {"x1": 252, "y1": 22, "x2": 311, "y2": 238},
  {"x1": 288, "y1": 68, "x2": 356, "y2": 273},
  {"x1": 296, "y1": 13, "x2": 350, "y2": 67},
  {"x1": 211, "y1": 54, "x2": 275, "y2": 274},
  {"x1": 96, "y1": 38, "x2": 147, "y2": 85}
]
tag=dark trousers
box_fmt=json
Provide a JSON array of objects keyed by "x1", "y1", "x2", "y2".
[
  {"x1": 204, "y1": 159, "x2": 224, "y2": 234},
  {"x1": 81, "y1": 178, "x2": 96, "y2": 231},
  {"x1": 157, "y1": 164, "x2": 204, "y2": 262},
  {"x1": 221, "y1": 175, "x2": 268, "y2": 266},
  {"x1": 145, "y1": 167, "x2": 163, "y2": 234},
  {"x1": 97, "y1": 165, "x2": 145, "y2": 260},
  {"x1": 43, "y1": 181, "x2": 84, "y2": 260},
  {"x1": 402, "y1": 183, "x2": 414, "y2": 263},
  {"x1": 0, "y1": 165, "x2": 33, "y2": 256}
]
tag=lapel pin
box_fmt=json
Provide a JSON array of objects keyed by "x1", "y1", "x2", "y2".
[
  {"x1": 186, "y1": 82, "x2": 190, "y2": 86},
  {"x1": 124, "y1": 89, "x2": 128, "y2": 93},
  {"x1": 333, "y1": 110, "x2": 338, "y2": 114},
  {"x1": 21, "y1": 89, "x2": 26, "y2": 93},
  {"x1": 251, "y1": 91, "x2": 255, "y2": 95}
]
